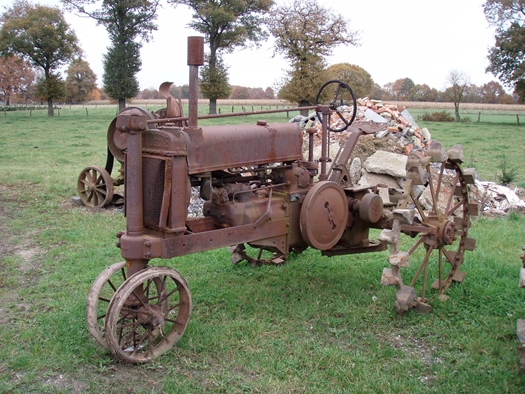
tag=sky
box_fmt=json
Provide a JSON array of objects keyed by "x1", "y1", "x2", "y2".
[{"x1": 1, "y1": 0, "x2": 498, "y2": 92}]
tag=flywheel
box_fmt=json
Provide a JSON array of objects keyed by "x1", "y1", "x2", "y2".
[{"x1": 300, "y1": 181, "x2": 348, "y2": 251}]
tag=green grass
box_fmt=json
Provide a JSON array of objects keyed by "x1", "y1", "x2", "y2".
[
  {"x1": 410, "y1": 108, "x2": 525, "y2": 185},
  {"x1": 1, "y1": 106, "x2": 525, "y2": 392}
]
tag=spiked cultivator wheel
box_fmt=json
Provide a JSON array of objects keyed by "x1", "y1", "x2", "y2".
[{"x1": 380, "y1": 142, "x2": 479, "y2": 313}]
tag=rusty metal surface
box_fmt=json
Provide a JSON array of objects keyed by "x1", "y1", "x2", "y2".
[
  {"x1": 299, "y1": 181, "x2": 348, "y2": 250},
  {"x1": 185, "y1": 122, "x2": 303, "y2": 174},
  {"x1": 83, "y1": 35, "x2": 479, "y2": 363}
]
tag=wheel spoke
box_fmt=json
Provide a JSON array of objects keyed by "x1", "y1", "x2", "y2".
[
  {"x1": 410, "y1": 245, "x2": 434, "y2": 288},
  {"x1": 444, "y1": 173, "x2": 459, "y2": 215},
  {"x1": 447, "y1": 197, "x2": 466, "y2": 217}
]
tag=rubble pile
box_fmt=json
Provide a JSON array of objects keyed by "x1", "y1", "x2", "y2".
[
  {"x1": 290, "y1": 97, "x2": 431, "y2": 156},
  {"x1": 474, "y1": 181, "x2": 525, "y2": 215},
  {"x1": 290, "y1": 99, "x2": 525, "y2": 215}
]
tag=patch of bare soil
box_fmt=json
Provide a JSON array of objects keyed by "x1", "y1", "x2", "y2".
[
  {"x1": 350, "y1": 134, "x2": 404, "y2": 164},
  {"x1": 0, "y1": 184, "x2": 43, "y2": 325}
]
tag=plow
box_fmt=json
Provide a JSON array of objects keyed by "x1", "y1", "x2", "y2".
[{"x1": 81, "y1": 36, "x2": 478, "y2": 363}]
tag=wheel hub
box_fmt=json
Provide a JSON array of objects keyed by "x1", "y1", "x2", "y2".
[
  {"x1": 440, "y1": 220, "x2": 457, "y2": 245},
  {"x1": 137, "y1": 303, "x2": 165, "y2": 331}
]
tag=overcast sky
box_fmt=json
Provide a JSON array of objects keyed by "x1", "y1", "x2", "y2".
[{"x1": 2, "y1": 0, "x2": 498, "y2": 92}]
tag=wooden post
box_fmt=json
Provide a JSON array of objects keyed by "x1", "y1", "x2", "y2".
[
  {"x1": 477, "y1": 111, "x2": 481, "y2": 123},
  {"x1": 517, "y1": 114, "x2": 520, "y2": 125}
]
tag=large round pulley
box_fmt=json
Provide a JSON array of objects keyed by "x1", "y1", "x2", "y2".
[
  {"x1": 77, "y1": 166, "x2": 114, "y2": 208},
  {"x1": 315, "y1": 79, "x2": 357, "y2": 132},
  {"x1": 300, "y1": 181, "x2": 348, "y2": 250},
  {"x1": 107, "y1": 107, "x2": 156, "y2": 163},
  {"x1": 105, "y1": 266, "x2": 192, "y2": 363}
]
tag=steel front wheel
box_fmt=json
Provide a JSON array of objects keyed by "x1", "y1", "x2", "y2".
[
  {"x1": 77, "y1": 166, "x2": 114, "y2": 208},
  {"x1": 86, "y1": 261, "x2": 127, "y2": 348},
  {"x1": 105, "y1": 266, "x2": 192, "y2": 363}
]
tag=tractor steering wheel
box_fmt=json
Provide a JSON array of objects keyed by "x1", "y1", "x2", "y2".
[{"x1": 315, "y1": 80, "x2": 357, "y2": 132}]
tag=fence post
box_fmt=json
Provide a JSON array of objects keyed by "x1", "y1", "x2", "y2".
[
  {"x1": 86, "y1": 108, "x2": 89, "y2": 117},
  {"x1": 517, "y1": 114, "x2": 520, "y2": 125},
  {"x1": 477, "y1": 111, "x2": 481, "y2": 123}
]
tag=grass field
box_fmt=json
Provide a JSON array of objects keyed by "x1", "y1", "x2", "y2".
[{"x1": 1, "y1": 105, "x2": 525, "y2": 392}]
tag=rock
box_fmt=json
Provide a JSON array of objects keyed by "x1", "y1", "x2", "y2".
[
  {"x1": 71, "y1": 196, "x2": 83, "y2": 207},
  {"x1": 363, "y1": 150, "x2": 407, "y2": 178},
  {"x1": 421, "y1": 127, "x2": 431, "y2": 142},
  {"x1": 358, "y1": 169, "x2": 400, "y2": 189},
  {"x1": 349, "y1": 157, "x2": 362, "y2": 185}
]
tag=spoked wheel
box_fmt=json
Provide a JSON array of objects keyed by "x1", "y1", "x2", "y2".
[
  {"x1": 230, "y1": 244, "x2": 287, "y2": 266},
  {"x1": 315, "y1": 79, "x2": 357, "y2": 132},
  {"x1": 86, "y1": 261, "x2": 127, "y2": 348},
  {"x1": 77, "y1": 166, "x2": 114, "y2": 208},
  {"x1": 105, "y1": 266, "x2": 192, "y2": 363},
  {"x1": 399, "y1": 143, "x2": 478, "y2": 304}
]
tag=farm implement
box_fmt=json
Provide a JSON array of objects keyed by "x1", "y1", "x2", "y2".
[{"x1": 82, "y1": 36, "x2": 478, "y2": 363}]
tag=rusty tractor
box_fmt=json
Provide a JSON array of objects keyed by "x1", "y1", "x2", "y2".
[{"x1": 85, "y1": 37, "x2": 479, "y2": 363}]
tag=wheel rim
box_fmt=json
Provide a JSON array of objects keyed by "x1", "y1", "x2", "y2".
[
  {"x1": 77, "y1": 166, "x2": 114, "y2": 208},
  {"x1": 401, "y1": 156, "x2": 474, "y2": 302},
  {"x1": 230, "y1": 244, "x2": 287, "y2": 266},
  {"x1": 105, "y1": 267, "x2": 192, "y2": 363},
  {"x1": 86, "y1": 261, "x2": 127, "y2": 348}
]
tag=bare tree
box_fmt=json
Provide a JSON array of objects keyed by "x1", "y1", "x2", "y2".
[{"x1": 444, "y1": 70, "x2": 470, "y2": 122}]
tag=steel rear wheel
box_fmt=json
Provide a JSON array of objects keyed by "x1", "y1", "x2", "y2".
[
  {"x1": 400, "y1": 145, "x2": 478, "y2": 303},
  {"x1": 86, "y1": 261, "x2": 127, "y2": 348},
  {"x1": 105, "y1": 266, "x2": 192, "y2": 363}
]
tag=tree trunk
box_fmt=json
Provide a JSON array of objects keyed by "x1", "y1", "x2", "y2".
[
  {"x1": 118, "y1": 98, "x2": 126, "y2": 112},
  {"x1": 209, "y1": 99, "x2": 217, "y2": 115},
  {"x1": 47, "y1": 98, "x2": 54, "y2": 117},
  {"x1": 299, "y1": 100, "x2": 310, "y2": 117},
  {"x1": 454, "y1": 102, "x2": 461, "y2": 122}
]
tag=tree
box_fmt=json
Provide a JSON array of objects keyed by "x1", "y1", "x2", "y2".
[
  {"x1": 171, "y1": 0, "x2": 273, "y2": 114},
  {"x1": 35, "y1": 74, "x2": 66, "y2": 105},
  {"x1": 199, "y1": 53, "x2": 231, "y2": 113},
  {"x1": 479, "y1": 80, "x2": 513, "y2": 103},
  {"x1": 325, "y1": 63, "x2": 374, "y2": 99},
  {"x1": 390, "y1": 78, "x2": 416, "y2": 100},
  {"x1": 484, "y1": 0, "x2": 525, "y2": 92},
  {"x1": 230, "y1": 85, "x2": 250, "y2": 100},
  {"x1": 0, "y1": 1, "x2": 80, "y2": 116},
  {"x1": 62, "y1": 0, "x2": 160, "y2": 110},
  {"x1": 443, "y1": 70, "x2": 470, "y2": 121},
  {"x1": 103, "y1": 41, "x2": 141, "y2": 109},
  {"x1": 411, "y1": 84, "x2": 438, "y2": 102},
  {"x1": 268, "y1": 0, "x2": 359, "y2": 110},
  {"x1": 65, "y1": 58, "x2": 97, "y2": 103},
  {"x1": 0, "y1": 55, "x2": 35, "y2": 106}
]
